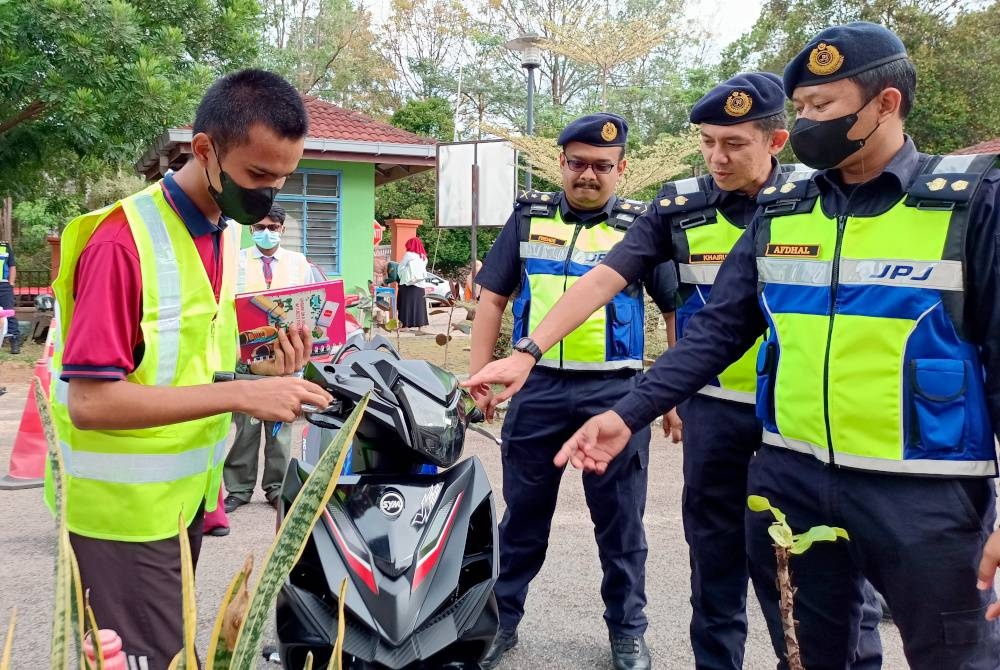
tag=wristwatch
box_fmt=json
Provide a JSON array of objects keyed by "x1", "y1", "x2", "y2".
[{"x1": 512, "y1": 337, "x2": 543, "y2": 363}]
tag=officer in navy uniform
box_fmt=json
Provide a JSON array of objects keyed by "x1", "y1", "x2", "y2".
[
  {"x1": 468, "y1": 113, "x2": 677, "y2": 670},
  {"x1": 466, "y1": 73, "x2": 882, "y2": 669},
  {"x1": 0, "y1": 239, "x2": 19, "y2": 353},
  {"x1": 552, "y1": 23, "x2": 1000, "y2": 670}
]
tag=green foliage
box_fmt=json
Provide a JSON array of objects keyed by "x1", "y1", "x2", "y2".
[
  {"x1": 391, "y1": 97, "x2": 455, "y2": 141},
  {"x1": 748, "y1": 494, "x2": 849, "y2": 555},
  {"x1": 0, "y1": 0, "x2": 260, "y2": 199}
]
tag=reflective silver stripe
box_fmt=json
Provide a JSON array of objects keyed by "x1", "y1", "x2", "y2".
[
  {"x1": 762, "y1": 430, "x2": 997, "y2": 476},
  {"x1": 569, "y1": 247, "x2": 610, "y2": 267},
  {"x1": 757, "y1": 258, "x2": 832, "y2": 286},
  {"x1": 519, "y1": 241, "x2": 569, "y2": 262},
  {"x1": 54, "y1": 379, "x2": 68, "y2": 405},
  {"x1": 237, "y1": 251, "x2": 247, "y2": 292},
  {"x1": 537, "y1": 359, "x2": 643, "y2": 371},
  {"x1": 934, "y1": 154, "x2": 977, "y2": 173},
  {"x1": 131, "y1": 193, "x2": 182, "y2": 386},
  {"x1": 678, "y1": 263, "x2": 720, "y2": 285},
  {"x1": 61, "y1": 437, "x2": 227, "y2": 484},
  {"x1": 696, "y1": 384, "x2": 755, "y2": 404},
  {"x1": 762, "y1": 430, "x2": 831, "y2": 462},
  {"x1": 839, "y1": 258, "x2": 963, "y2": 290}
]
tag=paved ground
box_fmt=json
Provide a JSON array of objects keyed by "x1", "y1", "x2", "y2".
[{"x1": 0, "y1": 378, "x2": 908, "y2": 668}]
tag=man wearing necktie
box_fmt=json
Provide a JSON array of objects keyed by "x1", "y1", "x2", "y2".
[{"x1": 223, "y1": 205, "x2": 313, "y2": 513}]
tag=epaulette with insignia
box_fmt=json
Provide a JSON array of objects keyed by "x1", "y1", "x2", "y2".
[
  {"x1": 515, "y1": 190, "x2": 558, "y2": 218},
  {"x1": 655, "y1": 175, "x2": 719, "y2": 228},
  {"x1": 905, "y1": 153, "x2": 998, "y2": 210},
  {"x1": 758, "y1": 168, "x2": 819, "y2": 217},
  {"x1": 608, "y1": 198, "x2": 648, "y2": 230}
]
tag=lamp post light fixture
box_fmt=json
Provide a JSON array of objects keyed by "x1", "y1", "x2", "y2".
[{"x1": 504, "y1": 33, "x2": 542, "y2": 190}]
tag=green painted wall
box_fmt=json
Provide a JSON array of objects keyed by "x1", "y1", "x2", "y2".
[{"x1": 297, "y1": 158, "x2": 375, "y2": 294}]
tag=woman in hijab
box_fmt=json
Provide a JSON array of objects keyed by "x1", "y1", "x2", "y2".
[{"x1": 397, "y1": 237, "x2": 430, "y2": 334}]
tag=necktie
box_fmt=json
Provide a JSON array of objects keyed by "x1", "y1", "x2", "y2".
[{"x1": 261, "y1": 255, "x2": 274, "y2": 288}]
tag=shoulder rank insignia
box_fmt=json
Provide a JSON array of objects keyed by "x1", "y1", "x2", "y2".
[
  {"x1": 516, "y1": 190, "x2": 558, "y2": 205},
  {"x1": 613, "y1": 198, "x2": 648, "y2": 216}
]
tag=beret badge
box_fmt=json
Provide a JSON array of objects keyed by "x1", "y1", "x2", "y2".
[
  {"x1": 724, "y1": 91, "x2": 753, "y2": 117},
  {"x1": 807, "y1": 42, "x2": 844, "y2": 76},
  {"x1": 601, "y1": 121, "x2": 618, "y2": 142}
]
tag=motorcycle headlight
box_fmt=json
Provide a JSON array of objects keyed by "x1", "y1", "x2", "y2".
[{"x1": 398, "y1": 384, "x2": 464, "y2": 467}]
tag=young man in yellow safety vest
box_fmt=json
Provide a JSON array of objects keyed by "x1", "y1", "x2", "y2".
[{"x1": 48, "y1": 69, "x2": 332, "y2": 670}]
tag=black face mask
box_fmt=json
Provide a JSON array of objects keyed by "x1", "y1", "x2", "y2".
[
  {"x1": 206, "y1": 144, "x2": 278, "y2": 225},
  {"x1": 789, "y1": 100, "x2": 881, "y2": 171}
]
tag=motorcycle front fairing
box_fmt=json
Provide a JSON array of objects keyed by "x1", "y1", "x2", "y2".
[{"x1": 276, "y1": 455, "x2": 498, "y2": 669}]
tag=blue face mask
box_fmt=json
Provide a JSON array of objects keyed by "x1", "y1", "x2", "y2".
[{"x1": 253, "y1": 229, "x2": 281, "y2": 250}]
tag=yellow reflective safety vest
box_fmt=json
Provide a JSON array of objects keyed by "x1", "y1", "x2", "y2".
[
  {"x1": 754, "y1": 153, "x2": 998, "y2": 477},
  {"x1": 47, "y1": 181, "x2": 240, "y2": 541},
  {"x1": 0, "y1": 241, "x2": 11, "y2": 281},
  {"x1": 511, "y1": 192, "x2": 646, "y2": 371},
  {"x1": 659, "y1": 169, "x2": 810, "y2": 403},
  {"x1": 237, "y1": 246, "x2": 312, "y2": 293}
]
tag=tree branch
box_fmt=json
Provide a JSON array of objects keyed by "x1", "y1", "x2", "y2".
[{"x1": 0, "y1": 100, "x2": 47, "y2": 136}]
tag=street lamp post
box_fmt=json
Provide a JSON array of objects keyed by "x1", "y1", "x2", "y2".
[{"x1": 504, "y1": 34, "x2": 542, "y2": 190}]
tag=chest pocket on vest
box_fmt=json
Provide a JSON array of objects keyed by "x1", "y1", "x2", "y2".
[{"x1": 607, "y1": 298, "x2": 641, "y2": 359}]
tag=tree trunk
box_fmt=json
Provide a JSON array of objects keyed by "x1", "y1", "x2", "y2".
[{"x1": 775, "y1": 545, "x2": 805, "y2": 670}]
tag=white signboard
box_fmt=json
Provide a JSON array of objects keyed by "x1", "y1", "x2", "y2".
[{"x1": 436, "y1": 140, "x2": 517, "y2": 228}]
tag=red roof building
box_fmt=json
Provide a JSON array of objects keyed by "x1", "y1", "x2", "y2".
[{"x1": 952, "y1": 138, "x2": 1000, "y2": 155}]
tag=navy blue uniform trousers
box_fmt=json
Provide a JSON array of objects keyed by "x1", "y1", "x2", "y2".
[
  {"x1": 748, "y1": 446, "x2": 1000, "y2": 670},
  {"x1": 680, "y1": 395, "x2": 883, "y2": 670},
  {"x1": 0, "y1": 282, "x2": 19, "y2": 342},
  {"x1": 497, "y1": 367, "x2": 650, "y2": 637}
]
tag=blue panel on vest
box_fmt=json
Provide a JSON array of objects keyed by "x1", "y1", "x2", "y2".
[
  {"x1": 524, "y1": 258, "x2": 568, "y2": 276},
  {"x1": 761, "y1": 284, "x2": 830, "y2": 316},
  {"x1": 837, "y1": 285, "x2": 941, "y2": 321}
]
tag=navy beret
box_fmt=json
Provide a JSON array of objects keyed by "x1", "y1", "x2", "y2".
[
  {"x1": 689, "y1": 72, "x2": 786, "y2": 125},
  {"x1": 783, "y1": 22, "x2": 907, "y2": 96},
  {"x1": 557, "y1": 113, "x2": 628, "y2": 147}
]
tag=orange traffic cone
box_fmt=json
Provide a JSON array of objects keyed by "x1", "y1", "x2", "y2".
[{"x1": 0, "y1": 347, "x2": 52, "y2": 490}]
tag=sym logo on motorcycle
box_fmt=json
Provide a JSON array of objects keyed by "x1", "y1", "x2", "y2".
[{"x1": 378, "y1": 489, "x2": 405, "y2": 518}]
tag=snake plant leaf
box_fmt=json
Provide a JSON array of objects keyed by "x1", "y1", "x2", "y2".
[
  {"x1": 333, "y1": 577, "x2": 348, "y2": 670},
  {"x1": 36, "y1": 379, "x2": 79, "y2": 669},
  {"x1": 228, "y1": 394, "x2": 368, "y2": 668},
  {"x1": 1, "y1": 609, "x2": 15, "y2": 670},
  {"x1": 172, "y1": 512, "x2": 199, "y2": 669},
  {"x1": 205, "y1": 554, "x2": 254, "y2": 669}
]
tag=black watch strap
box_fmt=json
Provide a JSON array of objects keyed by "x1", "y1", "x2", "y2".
[{"x1": 513, "y1": 337, "x2": 543, "y2": 363}]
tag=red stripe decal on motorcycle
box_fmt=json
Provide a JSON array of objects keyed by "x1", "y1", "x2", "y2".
[
  {"x1": 324, "y1": 509, "x2": 379, "y2": 594},
  {"x1": 412, "y1": 491, "x2": 465, "y2": 591}
]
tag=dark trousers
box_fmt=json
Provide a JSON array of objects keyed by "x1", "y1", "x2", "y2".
[
  {"x1": 496, "y1": 368, "x2": 651, "y2": 637},
  {"x1": 69, "y1": 508, "x2": 205, "y2": 670},
  {"x1": 680, "y1": 397, "x2": 883, "y2": 669},
  {"x1": 0, "y1": 282, "x2": 19, "y2": 342},
  {"x1": 224, "y1": 412, "x2": 292, "y2": 503},
  {"x1": 747, "y1": 446, "x2": 1000, "y2": 670}
]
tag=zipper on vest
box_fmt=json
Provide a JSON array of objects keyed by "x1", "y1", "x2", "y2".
[
  {"x1": 822, "y1": 214, "x2": 847, "y2": 466},
  {"x1": 561, "y1": 223, "x2": 585, "y2": 368}
]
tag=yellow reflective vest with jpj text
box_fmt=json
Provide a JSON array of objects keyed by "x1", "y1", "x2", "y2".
[
  {"x1": 511, "y1": 192, "x2": 646, "y2": 371},
  {"x1": 46, "y1": 181, "x2": 239, "y2": 541},
  {"x1": 753, "y1": 153, "x2": 998, "y2": 477},
  {"x1": 658, "y1": 165, "x2": 812, "y2": 404}
]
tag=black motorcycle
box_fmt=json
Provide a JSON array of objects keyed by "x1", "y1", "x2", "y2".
[{"x1": 274, "y1": 335, "x2": 500, "y2": 670}]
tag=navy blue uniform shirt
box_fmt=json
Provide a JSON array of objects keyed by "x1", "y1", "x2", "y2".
[
  {"x1": 603, "y1": 159, "x2": 782, "y2": 283},
  {"x1": 613, "y1": 138, "x2": 1000, "y2": 435},
  {"x1": 476, "y1": 192, "x2": 678, "y2": 311}
]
